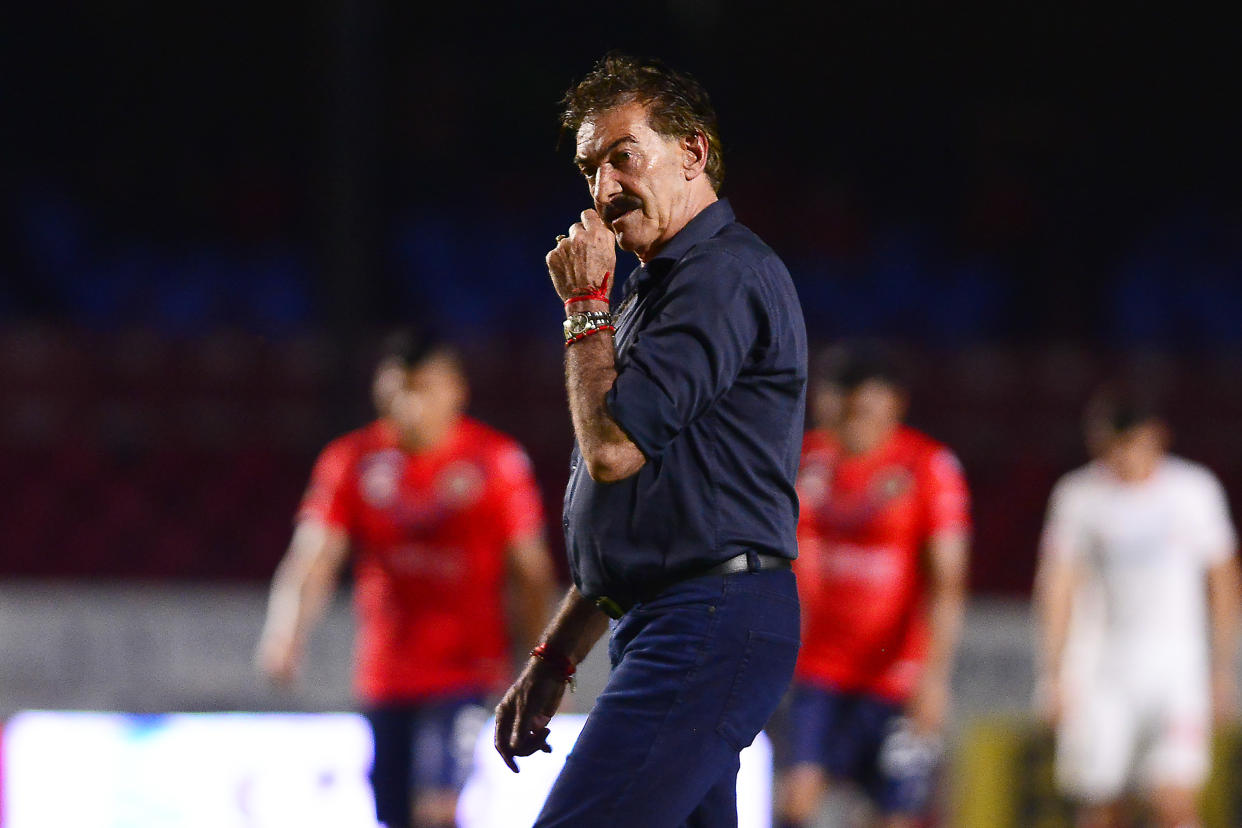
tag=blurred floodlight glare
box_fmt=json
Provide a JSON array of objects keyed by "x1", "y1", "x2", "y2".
[
  {"x1": 1, "y1": 711, "x2": 773, "y2": 827},
  {"x1": 2, "y1": 712, "x2": 379, "y2": 828}
]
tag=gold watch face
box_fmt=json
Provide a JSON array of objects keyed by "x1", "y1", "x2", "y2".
[{"x1": 570, "y1": 316, "x2": 588, "y2": 334}]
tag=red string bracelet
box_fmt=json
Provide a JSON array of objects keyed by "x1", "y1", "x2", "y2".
[
  {"x1": 564, "y1": 324, "x2": 615, "y2": 348},
  {"x1": 531, "y1": 642, "x2": 576, "y2": 684},
  {"x1": 564, "y1": 271, "x2": 612, "y2": 309}
]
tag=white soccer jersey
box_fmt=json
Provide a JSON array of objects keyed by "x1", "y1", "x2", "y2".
[
  {"x1": 1042, "y1": 456, "x2": 1236, "y2": 679},
  {"x1": 1040, "y1": 455, "x2": 1238, "y2": 799}
]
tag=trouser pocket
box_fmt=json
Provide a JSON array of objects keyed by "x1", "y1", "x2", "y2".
[{"x1": 715, "y1": 629, "x2": 801, "y2": 750}]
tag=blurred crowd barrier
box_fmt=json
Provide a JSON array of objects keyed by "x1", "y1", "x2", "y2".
[
  {"x1": 3, "y1": 322, "x2": 1241, "y2": 593},
  {"x1": 0, "y1": 583, "x2": 1028, "y2": 719},
  {"x1": 0, "y1": 580, "x2": 618, "y2": 717},
  {"x1": 0, "y1": 578, "x2": 1066, "y2": 759}
]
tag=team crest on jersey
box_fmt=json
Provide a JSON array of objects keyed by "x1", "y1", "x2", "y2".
[
  {"x1": 797, "y1": 452, "x2": 836, "y2": 508},
  {"x1": 798, "y1": 464, "x2": 833, "y2": 509},
  {"x1": 873, "y1": 467, "x2": 914, "y2": 502},
  {"x1": 436, "y1": 460, "x2": 484, "y2": 508},
  {"x1": 359, "y1": 449, "x2": 403, "y2": 508}
]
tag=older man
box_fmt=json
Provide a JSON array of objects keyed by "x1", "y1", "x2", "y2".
[{"x1": 494, "y1": 53, "x2": 808, "y2": 827}]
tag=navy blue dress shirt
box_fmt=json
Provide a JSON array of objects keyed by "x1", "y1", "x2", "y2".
[{"x1": 562, "y1": 199, "x2": 808, "y2": 605}]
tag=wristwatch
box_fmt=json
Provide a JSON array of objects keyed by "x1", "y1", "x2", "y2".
[{"x1": 563, "y1": 311, "x2": 614, "y2": 343}]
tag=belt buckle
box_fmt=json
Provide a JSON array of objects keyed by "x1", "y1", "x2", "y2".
[{"x1": 594, "y1": 596, "x2": 626, "y2": 620}]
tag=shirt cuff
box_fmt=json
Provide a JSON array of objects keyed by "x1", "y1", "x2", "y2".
[{"x1": 606, "y1": 367, "x2": 680, "y2": 461}]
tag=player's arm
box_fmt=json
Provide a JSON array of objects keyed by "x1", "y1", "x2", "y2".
[
  {"x1": 1207, "y1": 554, "x2": 1242, "y2": 722},
  {"x1": 505, "y1": 534, "x2": 559, "y2": 653},
  {"x1": 1033, "y1": 550, "x2": 1080, "y2": 724},
  {"x1": 911, "y1": 529, "x2": 969, "y2": 734},
  {"x1": 494, "y1": 585, "x2": 611, "y2": 772},
  {"x1": 255, "y1": 518, "x2": 350, "y2": 687},
  {"x1": 1033, "y1": 477, "x2": 1087, "y2": 724}
]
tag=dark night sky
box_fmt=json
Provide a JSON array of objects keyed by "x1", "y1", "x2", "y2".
[{"x1": 3, "y1": 2, "x2": 1241, "y2": 340}]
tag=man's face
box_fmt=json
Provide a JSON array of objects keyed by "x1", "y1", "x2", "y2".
[
  {"x1": 384, "y1": 354, "x2": 467, "y2": 443},
  {"x1": 575, "y1": 101, "x2": 693, "y2": 260},
  {"x1": 1094, "y1": 420, "x2": 1167, "y2": 481},
  {"x1": 838, "y1": 379, "x2": 905, "y2": 455}
]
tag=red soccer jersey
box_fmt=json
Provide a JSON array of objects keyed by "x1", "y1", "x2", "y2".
[
  {"x1": 299, "y1": 416, "x2": 545, "y2": 704},
  {"x1": 793, "y1": 426, "x2": 970, "y2": 701}
]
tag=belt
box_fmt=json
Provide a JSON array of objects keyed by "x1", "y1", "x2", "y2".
[{"x1": 593, "y1": 551, "x2": 792, "y2": 620}]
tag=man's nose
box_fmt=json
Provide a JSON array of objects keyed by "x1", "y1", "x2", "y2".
[{"x1": 592, "y1": 166, "x2": 620, "y2": 204}]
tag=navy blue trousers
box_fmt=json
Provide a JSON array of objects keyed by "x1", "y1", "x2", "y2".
[{"x1": 535, "y1": 567, "x2": 801, "y2": 827}]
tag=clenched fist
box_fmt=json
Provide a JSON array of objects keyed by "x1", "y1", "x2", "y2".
[{"x1": 546, "y1": 210, "x2": 617, "y2": 303}]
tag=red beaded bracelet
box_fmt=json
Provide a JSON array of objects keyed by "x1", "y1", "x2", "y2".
[
  {"x1": 563, "y1": 271, "x2": 612, "y2": 310},
  {"x1": 564, "y1": 323, "x2": 615, "y2": 348},
  {"x1": 531, "y1": 642, "x2": 576, "y2": 682}
]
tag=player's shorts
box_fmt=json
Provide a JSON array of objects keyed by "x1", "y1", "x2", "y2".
[
  {"x1": 1055, "y1": 673, "x2": 1210, "y2": 803},
  {"x1": 363, "y1": 693, "x2": 490, "y2": 827},
  {"x1": 785, "y1": 682, "x2": 941, "y2": 816}
]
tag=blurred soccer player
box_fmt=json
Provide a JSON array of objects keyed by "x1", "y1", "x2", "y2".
[
  {"x1": 255, "y1": 329, "x2": 556, "y2": 828},
  {"x1": 777, "y1": 343, "x2": 971, "y2": 828},
  {"x1": 1035, "y1": 384, "x2": 1241, "y2": 828}
]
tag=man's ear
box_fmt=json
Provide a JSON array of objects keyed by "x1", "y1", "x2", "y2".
[{"x1": 681, "y1": 130, "x2": 709, "y2": 181}]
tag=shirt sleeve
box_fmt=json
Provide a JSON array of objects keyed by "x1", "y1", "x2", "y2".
[
  {"x1": 1039, "y1": 475, "x2": 1089, "y2": 564},
  {"x1": 491, "y1": 441, "x2": 545, "y2": 545},
  {"x1": 606, "y1": 249, "x2": 763, "y2": 460},
  {"x1": 921, "y1": 447, "x2": 972, "y2": 536},
  {"x1": 298, "y1": 439, "x2": 357, "y2": 532},
  {"x1": 1188, "y1": 469, "x2": 1238, "y2": 567}
]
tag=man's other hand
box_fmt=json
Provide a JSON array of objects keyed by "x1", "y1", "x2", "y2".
[{"x1": 494, "y1": 659, "x2": 570, "y2": 773}]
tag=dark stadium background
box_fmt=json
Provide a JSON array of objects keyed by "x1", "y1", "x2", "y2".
[{"x1": 3, "y1": 2, "x2": 1241, "y2": 597}]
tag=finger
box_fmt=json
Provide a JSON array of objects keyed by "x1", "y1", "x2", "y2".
[
  {"x1": 510, "y1": 697, "x2": 549, "y2": 757},
  {"x1": 581, "y1": 209, "x2": 603, "y2": 228},
  {"x1": 500, "y1": 749, "x2": 520, "y2": 773},
  {"x1": 511, "y1": 725, "x2": 552, "y2": 759},
  {"x1": 494, "y1": 699, "x2": 520, "y2": 772},
  {"x1": 493, "y1": 705, "x2": 511, "y2": 754},
  {"x1": 502, "y1": 750, "x2": 520, "y2": 773},
  {"x1": 546, "y1": 248, "x2": 565, "y2": 272},
  {"x1": 509, "y1": 690, "x2": 529, "y2": 752}
]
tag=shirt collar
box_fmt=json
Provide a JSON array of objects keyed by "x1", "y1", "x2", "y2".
[
  {"x1": 646, "y1": 198, "x2": 735, "y2": 265},
  {"x1": 624, "y1": 198, "x2": 735, "y2": 295}
]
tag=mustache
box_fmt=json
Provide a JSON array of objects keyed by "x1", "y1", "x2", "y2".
[{"x1": 602, "y1": 196, "x2": 643, "y2": 224}]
